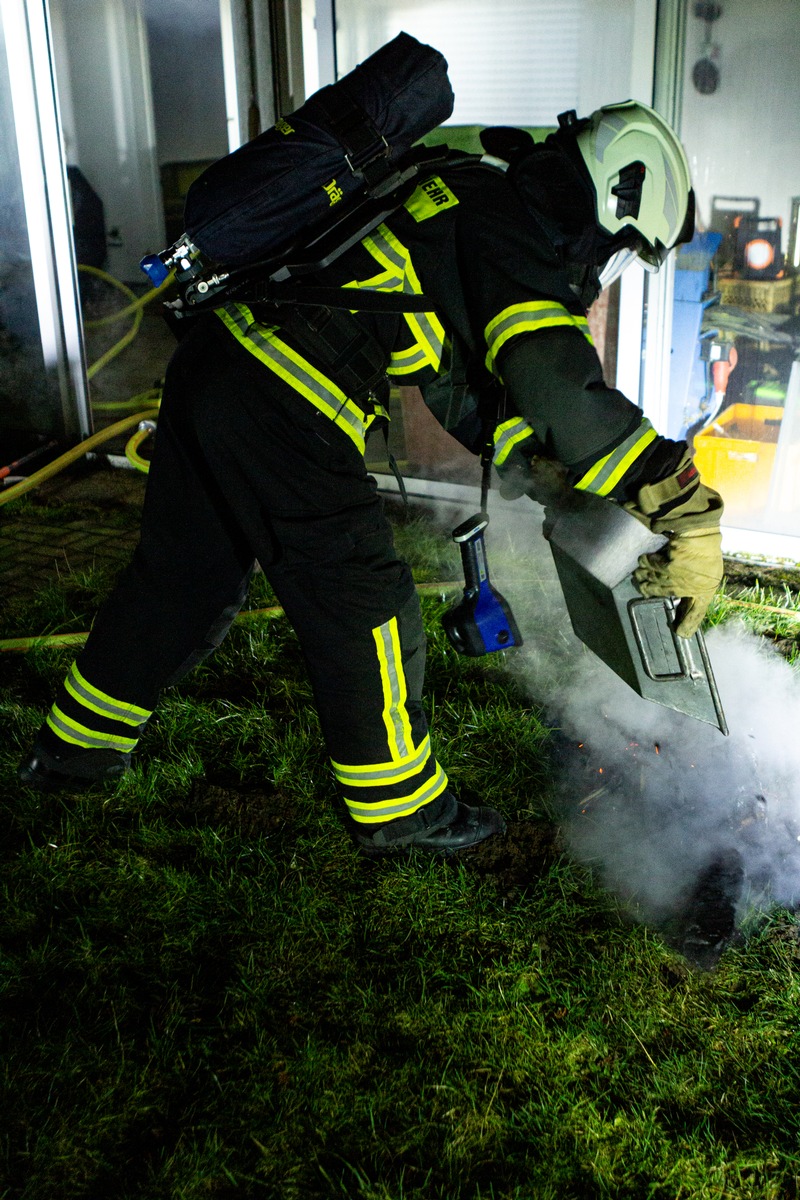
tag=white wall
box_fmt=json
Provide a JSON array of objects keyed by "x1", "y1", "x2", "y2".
[
  {"x1": 334, "y1": 0, "x2": 650, "y2": 126},
  {"x1": 680, "y1": 0, "x2": 800, "y2": 234},
  {"x1": 579, "y1": 0, "x2": 636, "y2": 114},
  {"x1": 143, "y1": 0, "x2": 228, "y2": 165},
  {"x1": 50, "y1": 0, "x2": 165, "y2": 281}
]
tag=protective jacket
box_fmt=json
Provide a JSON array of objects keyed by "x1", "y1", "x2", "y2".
[
  {"x1": 40, "y1": 153, "x2": 687, "y2": 842},
  {"x1": 217, "y1": 154, "x2": 681, "y2": 501}
]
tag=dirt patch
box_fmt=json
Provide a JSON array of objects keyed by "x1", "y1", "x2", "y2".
[
  {"x1": 466, "y1": 819, "x2": 564, "y2": 901},
  {"x1": 662, "y1": 848, "x2": 745, "y2": 971},
  {"x1": 723, "y1": 556, "x2": 800, "y2": 594},
  {"x1": 762, "y1": 914, "x2": 800, "y2": 962},
  {"x1": 180, "y1": 778, "x2": 300, "y2": 841},
  {"x1": 764, "y1": 632, "x2": 799, "y2": 660}
]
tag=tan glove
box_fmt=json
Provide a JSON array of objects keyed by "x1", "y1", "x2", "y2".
[{"x1": 625, "y1": 451, "x2": 724, "y2": 639}]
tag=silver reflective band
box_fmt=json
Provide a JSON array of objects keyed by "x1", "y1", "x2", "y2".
[
  {"x1": 217, "y1": 303, "x2": 371, "y2": 453},
  {"x1": 334, "y1": 735, "x2": 433, "y2": 786},
  {"x1": 344, "y1": 762, "x2": 449, "y2": 823},
  {"x1": 493, "y1": 417, "x2": 536, "y2": 467},
  {"x1": 46, "y1": 707, "x2": 137, "y2": 752},
  {"x1": 64, "y1": 664, "x2": 151, "y2": 727}
]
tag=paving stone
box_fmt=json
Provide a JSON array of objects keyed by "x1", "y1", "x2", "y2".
[{"x1": 1, "y1": 520, "x2": 139, "y2": 602}]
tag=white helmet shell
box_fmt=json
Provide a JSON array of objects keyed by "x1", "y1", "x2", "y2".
[{"x1": 574, "y1": 100, "x2": 693, "y2": 270}]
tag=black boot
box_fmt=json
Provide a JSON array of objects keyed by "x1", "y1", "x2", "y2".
[
  {"x1": 18, "y1": 734, "x2": 131, "y2": 791},
  {"x1": 354, "y1": 794, "x2": 506, "y2": 859}
]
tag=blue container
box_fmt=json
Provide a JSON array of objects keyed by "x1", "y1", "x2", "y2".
[{"x1": 673, "y1": 231, "x2": 723, "y2": 302}]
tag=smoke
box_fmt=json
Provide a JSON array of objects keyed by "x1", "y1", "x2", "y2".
[
  {"x1": 536, "y1": 619, "x2": 800, "y2": 922},
  {"x1": 441, "y1": 494, "x2": 800, "y2": 927}
]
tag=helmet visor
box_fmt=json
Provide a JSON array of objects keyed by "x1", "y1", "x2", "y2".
[
  {"x1": 637, "y1": 187, "x2": 697, "y2": 271},
  {"x1": 598, "y1": 247, "x2": 640, "y2": 290}
]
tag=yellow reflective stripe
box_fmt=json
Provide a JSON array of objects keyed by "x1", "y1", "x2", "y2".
[
  {"x1": 493, "y1": 417, "x2": 536, "y2": 467},
  {"x1": 361, "y1": 229, "x2": 405, "y2": 283},
  {"x1": 364, "y1": 406, "x2": 389, "y2": 437},
  {"x1": 371, "y1": 225, "x2": 424, "y2": 292},
  {"x1": 216, "y1": 303, "x2": 369, "y2": 453},
  {"x1": 404, "y1": 312, "x2": 444, "y2": 371},
  {"x1": 343, "y1": 265, "x2": 400, "y2": 293},
  {"x1": 388, "y1": 344, "x2": 431, "y2": 375},
  {"x1": 372, "y1": 616, "x2": 414, "y2": 761},
  {"x1": 332, "y1": 735, "x2": 432, "y2": 786},
  {"x1": 575, "y1": 419, "x2": 658, "y2": 497},
  {"x1": 372, "y1": 225, "x2": 445, "y2": 369},
  {"x1": 348, "y1": 225, "x2": 445, "y2": 374},
  {"x1": 484, "y1": 301, "x2": 593, "y2": 373},
  {"x1": 46, "y1": 706, "x2": 138, "y2": 752},
  {"x1": 389, "y1": 342, "x2": 429, "y2": 363},
  {"x1": 64, "y1": 664, "x2": 151, "y2": 727},
  {"x1": 344, "y1": 762, "x2": 450, "y2": 823}
]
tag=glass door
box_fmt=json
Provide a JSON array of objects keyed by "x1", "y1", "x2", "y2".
[
  {"x1": 0, "y1": 0, "x2": 88, "y2": 456},
  {"x1": 648, "y1": 0, "x2": 800, "y2": 558}
]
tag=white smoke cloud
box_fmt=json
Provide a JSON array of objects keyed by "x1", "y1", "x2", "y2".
[
  {"x1": 436, "y1": 494, "x2": 800, "y2": 928},
  {"x1": 537, "y1": 621, "x2": 800, "y2": 919}
]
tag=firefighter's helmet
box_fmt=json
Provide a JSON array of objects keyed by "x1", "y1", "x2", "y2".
[{"x1": 567, "y1": 100, "x2": 694, "y2": 285}]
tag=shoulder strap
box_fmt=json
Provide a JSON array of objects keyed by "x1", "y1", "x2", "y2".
[
  {"x1": 177, "y1": 146, "x2": 468, "y2": 316},
  {"x1": 233, "y1": 279, "x2": 437, "y2": 314}
]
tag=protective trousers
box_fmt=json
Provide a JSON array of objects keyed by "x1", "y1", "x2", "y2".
[{"x1": 47, "y1": 316, "x2": 452, "y2": 836}]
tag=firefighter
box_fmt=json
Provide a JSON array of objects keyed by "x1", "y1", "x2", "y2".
[{"x1": 18, "y1": 100, "x2": 722, "y2": 858}]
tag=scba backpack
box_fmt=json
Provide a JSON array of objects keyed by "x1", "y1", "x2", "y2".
[{"x1": 140, "y1": 31, "x2": 454, "y2": 306}]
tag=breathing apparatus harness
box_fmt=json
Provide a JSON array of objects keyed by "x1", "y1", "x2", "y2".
[
  {"x1": 142, "y1": 93, "x2": 453, "y2": 495},
  {"x1": 141, "y1": 94, "x2": 525, "y2": 658},
  {"x1": 143, "y1": 85, "x2": 456, "y2": 408}
]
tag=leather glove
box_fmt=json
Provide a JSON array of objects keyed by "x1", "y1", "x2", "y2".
[
  {"x1": 498, "y1": 456, "x2": 572, "y2": 508},
  {"x1": 624, "y1": 451, "x2": 724, "y2": 639}
]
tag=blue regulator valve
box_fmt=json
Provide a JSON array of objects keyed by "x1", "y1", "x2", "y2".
[
  {"x1": 442, "y1": 513, "x2": 523, "y2": 657},
  {"x1": 140, "y1": 253, "x2": 170, "y2": 288},
  {"x1": 139, "y1": 234, "x2": 208, "y2": 288}
]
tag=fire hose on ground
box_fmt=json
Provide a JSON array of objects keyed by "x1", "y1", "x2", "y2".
[
  {"x1": 0, "y1": 585, "x2": 798, "y2": 655},
  {"x1": 0, "y1": 408, "x2": 160, "y2": 508},
  {"x1": 0, "y1": 583, "x2": 465, "y2": 653},
  {"x1": 0, "y1": 266, "x2": 172, "y2": 503}
]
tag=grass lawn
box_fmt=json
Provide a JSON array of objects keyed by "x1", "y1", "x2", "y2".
[{"x1": 2, "y1": 489, "x2": 800, "y2": 1199}]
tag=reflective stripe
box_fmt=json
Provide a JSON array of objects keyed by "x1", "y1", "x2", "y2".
[
  {"x1": 485, "y1": 301, "x2": 593, "y2": 374},
  {"x1": 365, "y1": 226, "x2": 445, "y2": 370},
  {"x1": 346, "y1": 224, "x2": 445, "y2": 375},
  {"x1": 366, "y1": 405, "x2": 389, "y2": 432},
  {"x1": 344, "y1": 762, "x2": 450, "y2": 823},
  {"x1": 216, "y1": 303, "x2": 370, "y2": 453},
  {"x1": 46, "y1": 706, "x2": 138, "y2": 752},
  {"x1": 493, "y1": 417, "x2": 536, "y2": 467},
  {"x1": 363, "y1": 226, "x2": 417, "y2": 289},
  {"x1": 373, "y1": 616, "x2": 414, "y2": 761},
  {"x1": 388, "y1": 341, "x2": 433, "y2": 376},
  {"x1": 334, "y1": 612, "x2": 450, "y2": 826},
  {"x1": 575, "y1": 418, "x2": 658, "y2": 497},
  {"x1": 332, "y1": 735, "x2": 433, "y2": 786},
  {"x1": 402, "y1": 312, "x2": 444, "y2": 374},
  {"x1": 64, "y1": 664, "x2": 151, "y2": 728}
]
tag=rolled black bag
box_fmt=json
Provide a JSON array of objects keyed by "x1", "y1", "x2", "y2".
[{"x1": 182, "y1": 31, "x2": 454, "y2": 268}]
